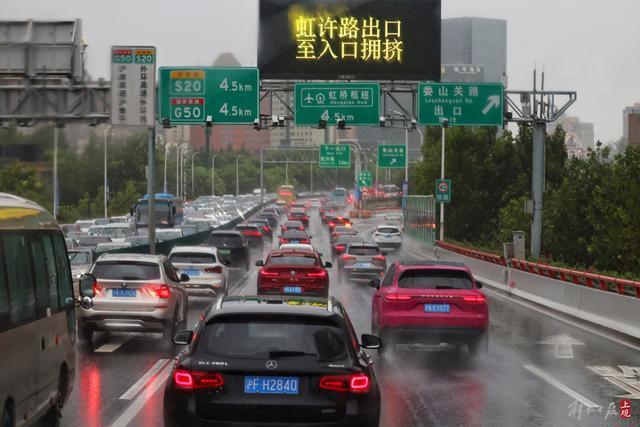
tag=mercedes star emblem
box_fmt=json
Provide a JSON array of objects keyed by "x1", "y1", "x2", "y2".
[{"x1": 265, "y1": 360, "x2": 278, "y2": 370}]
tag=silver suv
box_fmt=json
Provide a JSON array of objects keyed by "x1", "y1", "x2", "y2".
[{"x1": 78, "y1": 253, "x2": 188, "y2": 342}]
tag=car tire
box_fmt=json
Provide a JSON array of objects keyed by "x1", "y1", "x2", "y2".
[
  {"x1": 78, "y1": 325, "x2": 94, "y2": 343},
  {"x1": 40, "y1": 369, "x2": 66, "y2": 427},
  {"x1": 163, "y1": 308, "x2": 178, "y2": 341},
  {"x1": 1, "y1": 401, "x2": 13, "y2": 427}
]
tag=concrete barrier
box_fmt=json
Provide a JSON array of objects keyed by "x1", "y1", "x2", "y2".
[{"x1": 433, "y1": 246, "x2": 640, "y2": 340}]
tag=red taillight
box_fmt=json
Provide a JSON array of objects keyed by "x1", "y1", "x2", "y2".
[
  {"x1": 372, "y1": 255, "x2": 386, "y2": 262},
  {"x1": 280, "y1": 238, "x2": 290, "y2": 244},
  {"x1": 463, "y1": 294, "x2": 487, "y2": 304},
  {"x1": 328, "y1": 222, "x2": 335, "y2": 227},
  {"x1": 262, "y1": 226, "x2": 270, "y2": 233},
  {"x1": 297, "y1": 226, "x2": 304, "y2": 230},
  {"x1": 173, "y1": 368, "x2": 224, "y2": 390},
  {"x1": 260, "y1": 269, "x2": 280, "y2": 277},
  {"x1": 319, "y1": 374, "x2": 370, "y2": 394},
  {"x1": 146, "y1": 284, "x2": 170, "y2": 299},
  {"x1": 306, "y1": 270, "x2": 327, "y2": 278},
  {"x1": 93, "y1": 282, "x2": 104, "y2": 296},
  {"x1": 300, "y1": 239, "x2": 310, "y2": 244},
  {"x1": 204, "y1": 266, "x2": 223, "y2": 274},
  {"x1": 384, "y1": 293, "x2": 412, "y2": 301},
  {"x1": 335, "y1": 245, "x2": 345, "y2": 251},
  {"x1": 242, "y1": 231, "x2": 262, "y2": 237},
  {"x1": 341, "y1": 254, "x2": 356, "y2": 261}
]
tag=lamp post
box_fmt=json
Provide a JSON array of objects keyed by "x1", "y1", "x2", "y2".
[
  {"x1": 162, "y1": 140, "x2": 174, "y2": 194},
  {"x1": 211, "y1": 153, "x2": 219, "y2": 196},
  {"x1": 235, "y1": 156, "x2": 241, "y2": 196},
  {"x1": 191, "y1": 151, "x2": 199, "y2": 198},
  {"x1": 103, "y1": 124, "x2": 111, "y2": 218}
]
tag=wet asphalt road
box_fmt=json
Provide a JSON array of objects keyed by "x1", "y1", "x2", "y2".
[{"x1": 61, "y1": 210, "x2": 640, "y2": 427}]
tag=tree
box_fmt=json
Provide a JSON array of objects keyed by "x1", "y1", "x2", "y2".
[{"x1": 0, "y1": 161, "x2": 48, "y2": 208}]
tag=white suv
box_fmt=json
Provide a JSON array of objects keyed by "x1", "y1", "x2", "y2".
[
  {"x1": 372, "y1": 224, "x2": 403, "y2": 250},
  {"x1": 169, "y1": 246, "x2": 229, "y2": 297}
]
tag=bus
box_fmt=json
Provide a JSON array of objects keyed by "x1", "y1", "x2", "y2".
[
  {"x1": 132, "y1": 193, "x2": 184, "y2": 230},
  {"x1": 331, "y1": 187, "x2": 348, "y2": 209},
  {"x1": 0, "y1": 192, "x2": 94, "y2": 426},
  {"x1": 277, "y1": 185, "x2": 297, "y2": 205}
]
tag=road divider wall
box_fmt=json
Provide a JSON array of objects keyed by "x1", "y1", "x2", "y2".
[{"x1": 432, "y1": 241, "x2": 640, "y2": 340}]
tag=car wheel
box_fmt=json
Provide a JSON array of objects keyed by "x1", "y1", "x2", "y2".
[
  {"x1": 40, "y1": 369, "x2": 66, "y2": 427},
  {"x1": 1, "y1": 401, "x2": 14, "y2": 427},
  {"x1": 78, "y1": 325, "x2": 94, "y2": 343},
  {"x1": 163, "y1": 308, "x2": 178, "y2": 340}
]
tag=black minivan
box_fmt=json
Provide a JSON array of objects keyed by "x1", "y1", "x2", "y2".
[{"x1": 208, "y1": 231, "x2": 251, "y2": 270}]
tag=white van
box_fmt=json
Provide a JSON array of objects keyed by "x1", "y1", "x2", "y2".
[{"x1": 0, "y1": 193, "x2": 94, "y2": 427}]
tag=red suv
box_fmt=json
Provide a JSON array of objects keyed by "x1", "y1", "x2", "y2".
[
  {"x1": 288, "y1": 208, "x2": 309, "y2": 227},
  {"x1": 256, "y1": 249, "x2": 332, "y2": 297},
  {"x1": 370, "y1": 261, "x2": 488, "y2": 356}
]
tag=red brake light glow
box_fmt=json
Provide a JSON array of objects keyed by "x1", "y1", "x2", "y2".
[
  {"x1": 305, "y1": 270, "x2": 327, "y2": 278},
  {"x1": 260, "y1": 269, "x2": 280, "y2": 277},
  {"x1": 146, "y1": 284, "x2": 171, "y2": 299},
  {"x1": 384, "y1": 293, "x2": 412, "y2": 301},
  {"x1": 372, "y1": 255, "x2": 386, "y2": 262},
  {"x1": 341, "y1": 254, "x2": 356, "y2": 261},
  {"x1": 319, "y1": 374, "x2": 370, "y2": 394},
  {"x1": 463, "y1": 294, "x2": 487, "y2": 303},
  {"x1": 93, "y1": 282, "x2": 104, "y2": 296},
  {"x1": 204, "y1": 266, "x2": 223, "y2": 274},
  {"x1": 335, "y1": 245, "x2": 345, "y2": 251},
  {"x1": 280, "y1": 238, "x2": 290, "y2": 244},
  {"x1": 173, "y1": 368, "x2": 224, "y2": 390}
]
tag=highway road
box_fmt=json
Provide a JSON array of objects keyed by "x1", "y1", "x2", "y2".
[{"x1": 61, "y1": 210, "x2": 640, "y2": 427}]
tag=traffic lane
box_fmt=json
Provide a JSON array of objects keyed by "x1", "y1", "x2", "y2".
[{"x1": 61, "y1": 267, "x2": 248, "y2": 427}]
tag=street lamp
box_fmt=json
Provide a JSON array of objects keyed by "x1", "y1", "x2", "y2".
[
  {"x1": 211, "y1": 153, "x2": 219, "y2": 196},
  {"x1": 176, "y1": 144, "x2": 188, "y2": 198},
  {"x1": 162, "y1": 140, "x2": 174, "y2": 194},
  {"x1": 235, "y1": 156, "x2": 241, "y2": 196},
  {"x1": 191, "y1": 151, "x2": 199, "y2": 198},
  {"x1": 103, "y1": 124, "x2": 111, "y2": 219}
]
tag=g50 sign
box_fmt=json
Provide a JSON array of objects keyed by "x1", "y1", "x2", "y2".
[{"x1": 258, "y1": 0, "x2": 441, "y2": 81}]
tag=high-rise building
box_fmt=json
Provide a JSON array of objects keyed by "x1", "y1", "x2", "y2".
[
  {"x1": 547, "y1": 115, "x2": 595, "y2": 148},
  {"x1": 623, "y1": 103, "x2": 640, "y2": 145},
  {"x1": 628, "y1": 111, "x2": 640, "y2": 147},
  {"x1": 441, "y1": 17, "x2": 507, "y2": 84}
]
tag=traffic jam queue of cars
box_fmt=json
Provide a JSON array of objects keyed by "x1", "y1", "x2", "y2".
[{"x1": 0, "y1": 191, "x2": 488, "y2": 427}]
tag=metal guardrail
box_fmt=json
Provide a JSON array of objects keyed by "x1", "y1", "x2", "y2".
[{"x1": 436, "y1": 241, "x2": 640, "y2": 299}]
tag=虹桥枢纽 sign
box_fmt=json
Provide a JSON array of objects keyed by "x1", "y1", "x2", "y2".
[{"x1": 295, "y1": 82, "x2": 380, "y2": 126}]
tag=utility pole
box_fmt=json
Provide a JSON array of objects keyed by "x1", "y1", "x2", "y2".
[
  {"x1": 147, "y1": 127, "x2": 156, "y2": 255},
  {"x1": 191, "y1": 151, "x2": 199, "y2": 198},
  {"x1": 439, "y1": 120, "x2": 448, "y2": 241},
  {"x1": 259, "y1": 149, "x2": 264, "y2": 205},
  {"x1": 103, "y1": 125, "x2": 111, "y2": 219},
  {"x1": 211, "y1": 153, "x2": 218, "y2": 196},
  {"x1": 235, "y1": 156, "x2": 240, "y2": 196},
  {"x1": 52, "y1": 122, "x2": 63, "y2": 219}
]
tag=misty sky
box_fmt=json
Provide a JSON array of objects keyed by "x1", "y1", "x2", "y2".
[{"x1": 4, "y1": 0, "x2": 640, "y2": 142}]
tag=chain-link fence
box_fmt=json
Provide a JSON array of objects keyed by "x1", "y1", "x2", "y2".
[{"x1": 403, "y1": 195, "x2": 436, "y2": 246}]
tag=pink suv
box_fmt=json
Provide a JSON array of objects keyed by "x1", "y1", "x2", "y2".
[{"x1": 370, "y1": 261, "x2": 488, "y2": 356}]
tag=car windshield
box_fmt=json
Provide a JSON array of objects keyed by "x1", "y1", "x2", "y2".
[
  {"x1": 398, "y1": 269, "x2": 473, "y2": 290},
  {"x1": 378, "y1": 227, "x2": 400, "y2": 234},
  {"x1": 69, "y1": 251, "x2": 91, "y2": 265},
  {"x1": 170, "y1": 253, "x2": 216, "y2": 264},
  {"x1": 348, "y1": 247, "x2": 379, "y2": 256},
  {"x1": 92, "y1": 261, "x2": 161, "y2": 280},
  {"x1": 199, "y1": 317, "x2": 348, "y2": 361},
  {"x1": 209, "y1": 235, "x2": 243, "y2": 247},
  {"x1": 268, "y1": 255, "x2": 318, "y2": 266}
]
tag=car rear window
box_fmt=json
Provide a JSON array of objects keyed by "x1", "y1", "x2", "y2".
[
  {"x1": 398, "y1": 269, "x2": 473, "y2": 290},
  {"x1": 93, "y1": 261, "x2": 161, "y2": 280},
  {"x1": 283, "y1": 230, "x2": 307, "y2": 238},
  {"x1": 336, "y1": 236, "x2": 364, "y2": 245},
  {"x1": 269, "y1": 255, "x2": 318, "y2": 266},
  {"x1": 284, "y1": 221, "x2": 303, "y2": 227},
  {"x1": 209, "y1": 235, "x2": 243, "y2": 246},
  {"x1": 378, "y1": 227, "x2": 400, "y2": 234},
  {"x1": 348, "y1": 246, "x2": 379, "y2": 256},
  {"x1": 200, "y1": 317, "x2": 348, "y2": 361},
  {"x1": 170, "y1": 253, "x2": 216, "y2": 264}
]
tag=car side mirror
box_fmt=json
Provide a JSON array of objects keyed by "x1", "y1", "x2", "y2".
[
  {"x1": 308, "y1": 235, "x2": 313, "y2": 239},
  {"x1": 79, "y1": 273, "x2": 96, "y2": 298},
  {"x1": 173, "y1": 330, "x2": 193, "y2": 345},
  {"x1": 360, "y1": 334, "x2": 382, "y2": 349},
  {"x1": 180, "y1": 273, "x2": 190, "y2": 282},
  {"x1": 324, "y1": 261, "x2": 332, "y2": 268},
  {"x1": 476, "y1": 282, "x2": 483, "y2": 289},
  {"x1": 369, "y1": 278, "x2": 381, "y2": 290},
  {"x1": 255, "y1": 260, "x2": 264, "y2": 267}
]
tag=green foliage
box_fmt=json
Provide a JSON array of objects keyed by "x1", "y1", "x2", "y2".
[{"x1": 0, "y1": 161, "x2": 49, "y2": 208}]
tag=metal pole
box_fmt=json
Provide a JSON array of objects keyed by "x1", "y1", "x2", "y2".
[
  {"x1": 211, "y1": 154, "x2": 217, "y2": 196},
  {"x1": 259, "y1": 149, "x2": 264, "y2": 205},
  {"x1": 531, "y1": 121, "x2": 546, "y2": 258},
  {"x1": 236, "y1": 156, "x2": 240, "y2": 196},
  {"x1": 439, "y1": 125, "x2": 446, "y2": 241},
  {"x1": 285, "y1": 160, "x2": 289, "y2": 185},
  {"x1": 163, "y1": 142, "x2": 170, "y2": 194},
  {"x1": 309, "y1": 162, "x2": 313, "y2": 193},
  {"x1": 52, "y1": 125, "x2": 59, "y2": 219},
  {"x1": 103, "y1": 125, "x2": 110, "y2": 219},
  {"x1": 147, "y1": 127, "x2": 156, "y2": 255},
  {"x1": 182, "y1": 152, "x2": 187, "y2": 200},
  {"x1": 176, "y1": 146, "x2": 181, "y2": 198},
  {"x1": 204, "y1": 124, "x2": 211, "y2": 157},
  {"x1": 191, "y1": 152, "x2": 198, "y2": 198},
  {"x1": 404, "y1": 127, "x2": 409, "y2": 192}
]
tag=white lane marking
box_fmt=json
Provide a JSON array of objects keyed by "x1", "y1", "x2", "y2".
[
  {"x1": 109, "y1": 362, "x2": 174, "y2": 427},
  {"x1": 523, "y1": 365, "x2": 600, "y2": 409},
  {"x1": 587, "y1": 366, "x2": 640, "y2": 399},
  {"x1": 483, "y1": 287, "x2": 640, "y2": 353},
  {"x1": 402, "y1": 249, "x2": 640, "y2": 353},
  {"x1": 538, "y1": 335, "x2": 585, "y2": 359},
  {"x1": 94, "y1": 336, "x2": 131, "y2": 353},
  {"x1": 119, "y1": 359, "x2": 170, "y2": 400}
]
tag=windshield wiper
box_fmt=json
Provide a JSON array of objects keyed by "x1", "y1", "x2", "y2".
[{"x1": 268, "y1": 350, "x2": 317, "y2": 359}]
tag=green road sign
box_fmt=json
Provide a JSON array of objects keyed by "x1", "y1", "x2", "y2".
[
  {"x1": 358, "y1": 171, "x2": 372, "y2": 187},
  {"x1": 294, "y1": 83, "x2": 380, "y2": 126},
  {"x1": 417, "y1": 83, "x2": 504, "y2": 126},
  {"x1": 158, "y1": 67, "x2": 259, "y2": 125},
  {"x1": 435, "y1": 179, "x2": 452, "y2": 203},
  {"x1": 377, "y1": 144, "x2": 406, "y2": 169},
  {"x1": 319, "y1": 144, "x2": 350, "y2": 168}
]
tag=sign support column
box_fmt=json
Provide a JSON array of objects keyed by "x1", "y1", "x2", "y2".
[
  {"x1": 440, "y1": 120, "x2": 448, "y2": 241},
  {"x1": 147, "y1": 127, "x2": 156, "y2": 255},
  {"x1": 531, "y1": 121, "x2": 546, "y2": 258}
]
